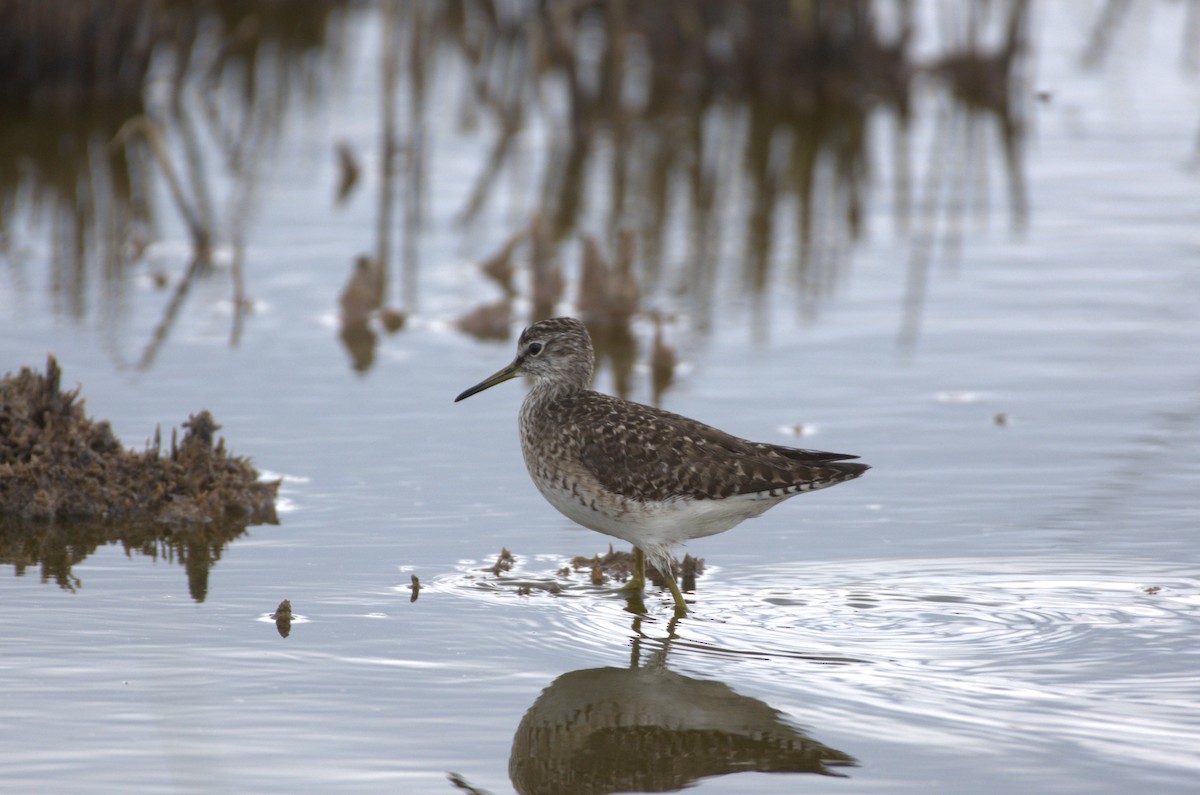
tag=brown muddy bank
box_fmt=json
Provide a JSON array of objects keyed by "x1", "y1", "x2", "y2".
[
  {"x1": 0, "y1": 357, "x2": 279, "y2": 599},
  {"x1": 1, "y1": 357, "x2": 277, "y2": 525}
]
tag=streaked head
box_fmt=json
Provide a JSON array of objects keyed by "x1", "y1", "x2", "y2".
[{"x1": 454, "y1": 317, "x2": 595, "y2": 402}]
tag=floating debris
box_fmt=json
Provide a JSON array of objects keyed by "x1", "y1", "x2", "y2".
[
  {"x1": 379, "y1": 307, "x2": 407, "y2": 333},
  {"x1": 489, "y1": 547, "x2": 515, "y2": 576},
  {"x1": 410, "y1": 574, "x2": 421, "y2": 602},
  {"x1": 516, "y1": 582, "x2": 562, "y2": 597},
  {"x1": 272, "y1": 599, "x2": 294, "y2": 638},
  {"x1": 994, "y1": 412, "x2": 1009, "y2": 426},
  {"x1": 334, "y1": 140, "x2": 361, "y2": 204},
  {"x1": 337, "y1": 254, "x2": 405, "y2": 369},
  {"x1": 680, "y1": 553, "x2": 705, "y2": 593},
  {"x1": 457, "y1": 298, "x2": 512, "y2": 341},
  {"x1": 338, "y1": 255, "x2": 382, "y2": 370},
  {"x1": 578, "y1": 231, "x2": 640, "y2": 333},
  {"x1": 340, "y1": 255, "x2": 383, "y2": 329},
  {"x1": 570, "y1": 545, "x2": 637, "y2": 584},
  {"x1": 649, "y1": 310, "x2": 677, "y2": 405},
  {"x1": 569, "y1": 544, "x2": 704, "y2": 588},
  {"x1": 446, "y1": 770, "x2": 494, "y2": 795}
]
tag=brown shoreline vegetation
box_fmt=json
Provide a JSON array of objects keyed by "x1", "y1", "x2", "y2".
[{"x1": 0, "y1": 356, "x2": 279, "y2": 526}]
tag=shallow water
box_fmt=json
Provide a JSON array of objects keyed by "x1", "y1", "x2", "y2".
[{"x1": 3, "y1": 2, "x2": 1200, "y2": 793}]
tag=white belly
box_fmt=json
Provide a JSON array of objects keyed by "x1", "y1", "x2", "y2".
[{"x1": 532, "y1": 473, "x2": 784, "y2": 550}]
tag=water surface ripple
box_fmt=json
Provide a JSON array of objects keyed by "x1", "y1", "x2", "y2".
[{"x1": 440, "y1": 553, "x2": 1200, "y2": 785}]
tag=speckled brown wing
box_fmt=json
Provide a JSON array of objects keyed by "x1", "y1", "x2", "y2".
[{"x1": 568, "y1": 392, "x2": 868, "y2": 502}]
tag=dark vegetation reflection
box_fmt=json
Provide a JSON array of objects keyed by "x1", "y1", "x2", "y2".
[
  {"x1": 504, "y1": 621, "x2": 855, "y2": 794},
  {"x1": 1, "y1": 0, "x2": 1174, "y2": 589},
  {"x1": 0, "y1": 515, "x2": 253, "y2": 603},
  {"x1": 0, "y1": 0, "x2": 350, "y2": 367},
  {"x1": 425, "y1": 0, "x2": 1032, "y2": 377},
  {"x1": 2, "y1": 1, "x2": 1040, "y2": 383}
]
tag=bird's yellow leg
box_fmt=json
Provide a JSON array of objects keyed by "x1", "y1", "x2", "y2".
[
  {"x1": 621, "y1": 547, "x2": 686, "y2": 615},
  {"x1": 663, "y1": 570, "x2": 688, "y2": 617}
]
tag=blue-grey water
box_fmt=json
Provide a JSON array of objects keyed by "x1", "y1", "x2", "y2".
[{"x1": 2, "y1": 3, "x2": 1198, "y2": 793}]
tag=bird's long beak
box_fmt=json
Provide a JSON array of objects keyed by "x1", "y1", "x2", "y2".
[{"x1": 455, "y1": 360, "x2": 521, "y2": 402}]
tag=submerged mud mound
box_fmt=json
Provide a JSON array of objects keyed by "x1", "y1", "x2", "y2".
[
  {"x1": 0, "y1": 357, "x2": 279, "y2": 600},
  {"x1": 0, "y1": 356, "x2": 279, "y2": 525}
]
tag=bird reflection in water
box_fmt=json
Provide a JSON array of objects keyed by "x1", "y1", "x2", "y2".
[{"x1": 508, "y1": 622, "x2": 856, "y2": 794}]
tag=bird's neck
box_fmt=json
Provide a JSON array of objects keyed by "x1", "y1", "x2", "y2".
[
  {"x1": 525, "y1": 377, "x2": 582, "y2": 406},
  {"x1": 520, "y1": 377, "x2": 585, "y2": 429}
]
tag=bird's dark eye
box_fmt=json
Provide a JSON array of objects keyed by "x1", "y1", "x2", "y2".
[{"x1": 527, "y1": 342, "x2": 544, "y2": 356}]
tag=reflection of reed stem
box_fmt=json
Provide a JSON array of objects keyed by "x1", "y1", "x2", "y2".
[
  {"x1": 229, "y1": 218, "x2": 248, "y2": 348},
  {"x1": 170, "y1": 103, "x2": 216, "y2": 268},
  {"x1": 225, "y1": 108, "x2": 268, "y2": 349},
  {"x1": 137, "y1": 255, "x2": 206, "y2": 370},
  {"x1": 401, "y1": 0, "x2": 429, "y2": 313},
  {"x1": 112, "y1": 116, "x2": 211, "y2": 266},
  {"x1": 900, "y1": 100, "x2": 956, "y2": 351},
  {"x1": 375, "y1": 0, "x2": 402, "y2": 304}
]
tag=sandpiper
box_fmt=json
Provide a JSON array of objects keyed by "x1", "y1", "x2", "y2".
[{"x1": 455, "y1": 317, "x2": 868, "y2": 615}]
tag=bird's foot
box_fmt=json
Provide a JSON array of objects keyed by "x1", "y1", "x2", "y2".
[
  {"x1": 618, "y1": 546, "x2": 648, "y2": 592},
  {"x1": 619, "y1": 575, "x2": 646, "y2": 593}
]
